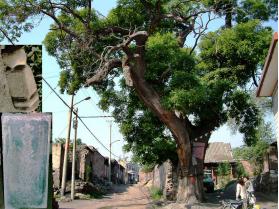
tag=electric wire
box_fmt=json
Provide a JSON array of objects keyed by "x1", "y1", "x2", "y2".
[{"x1": 42, "y1": 77, "x2": 120, "y2": 158}]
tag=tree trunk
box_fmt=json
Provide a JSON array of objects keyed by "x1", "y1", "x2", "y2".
[
  {"x1": 225, "y1": 3, "x2": 233, "y2": 28},
  {"x1": 176, "y1": 145, "x2": 205, "y2": 203},
  {"x1": 176, "y1": 175, "x2": 204, "y2": 203},
  {"x1": 127, "y1": 52, "x2": 205, "y2": 204}
]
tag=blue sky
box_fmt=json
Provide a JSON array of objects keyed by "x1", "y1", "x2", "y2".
[{"x1": 3, "y1": 0, "x2": 277, "y2": 160}]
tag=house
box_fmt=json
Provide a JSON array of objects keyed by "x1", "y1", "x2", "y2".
[
  {"x1": 204, "y1": 142, "x2": 236, "y2": 184},
  {"x1": 256, "y1": 32, "x2": 278, "y2": 140},
  {"x1": 111, "y1": 159, "x2": 125, "y2": 184},
  {"x1": 76, "y1": 145, "x2": 109, "y2": 182},
  {"x1": 52, "y1": 143, "x2": 110, "y2": 188},
  {"x1": 256, "y1": 32, "x2": 278, "y2": 193}
]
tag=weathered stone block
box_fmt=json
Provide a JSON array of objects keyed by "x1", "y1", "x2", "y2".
[
  {"x1": 2, "y1": 113, "x2": 51, "y2": 209},
  {"x1": 0, "y1": 46, "x2": 39, "y2": 112}
]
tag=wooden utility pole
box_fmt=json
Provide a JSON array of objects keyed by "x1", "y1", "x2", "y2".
[
  {"x1": 108, "y1": 121, "x2": 112, "y2": 183},
  {"x1": 71, "y1": 108, "x2": 78, "y2": 200},
  {"x1": 61, "y1": 94, "x2": 74, "y2": 196}
]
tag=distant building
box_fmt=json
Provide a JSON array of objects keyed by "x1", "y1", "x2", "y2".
[
  {"x1": 111, "y1": 159, "x2": 125, "y2": 184},
  {"x1": 52, "y1": 143, "x2": 110, "y2": 188},
  {"x1": 77, "y1": 145, "x2": 109, "y2": 182},
  {"x1": 119, "y1": 159, "x2": 140, "y2": 184},
  {"x1": 204, "y1": 142, "x2": 236, "y2": 184}
]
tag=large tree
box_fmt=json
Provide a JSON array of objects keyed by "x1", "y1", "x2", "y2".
[{"x1": 0, "y1": 0, "x2": 276, "y2": 203}]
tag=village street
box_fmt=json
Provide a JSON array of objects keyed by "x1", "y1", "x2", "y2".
[
  {"x1": 59, "y1": 184, "x2": 152, "y2": 209},
  {"x1": 59, "y1": 182, "x2": 278, "y2": 209}
]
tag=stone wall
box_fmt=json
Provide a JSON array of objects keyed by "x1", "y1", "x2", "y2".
[
  {"x1": 92, "y1": 150, "x2": 106, "y2": 179},
  {"x1": 0, "y1": 144, "x2": 3, "y2": 209},
  {"x1": 140, "y1": 160, "x2": 176, "y2": 200},
  {"x1": 255, "y1": 172, "x2": 278, "y2": 193},
  {"x1": 52, "y1": 143, "x2": 64, "y2": 188},
  {"x1": 53, "y1": 144, "x2": 108, "y2": 186}
]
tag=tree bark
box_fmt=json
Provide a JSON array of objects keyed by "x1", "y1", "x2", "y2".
[
  {"x1": 176, "y1": 175, "x2": 204, "y2": 203},
  {"x1": 176, "y1": 138, "x2": 208, "y2": 203},
  {"x1": 126, "y1": 55, "x2": 206, "y2": 203},
  {"x1": 225, "y1": 3, "x2": 233, "y2": 28}
]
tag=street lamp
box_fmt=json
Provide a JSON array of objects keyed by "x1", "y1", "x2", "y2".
[
  {"x1": 73, "y1": 96, "x2": 91, "y2": 106},
  {"x1": 61, "y1": 95, "x2": 91, "y2": 198}
]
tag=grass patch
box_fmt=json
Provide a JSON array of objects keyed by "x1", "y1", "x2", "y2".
[{"x1": 150, "y1": 186, "x2": 163, "y2": 200}]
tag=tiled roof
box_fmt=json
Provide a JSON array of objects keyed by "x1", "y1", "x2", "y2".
[{"x1": 204, "y1": 142, "x2": 235, "y2": 163}]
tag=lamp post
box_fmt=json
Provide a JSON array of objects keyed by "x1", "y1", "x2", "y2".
[
  {"x1": 61, "y1": 95, "x2": 91, "y2": 197},
  {"x1": 110, "y1": 139, "x2": 120, "y2": 183},
  {"x1": 71, "y1": 108, "x2": 78, "y2": 200},
  {"x1": 61, "y1": 94, "x2": 74, "y2": 196},
  {"x1": 109, "y1": 132, "x2": 120, "y2": 184}
]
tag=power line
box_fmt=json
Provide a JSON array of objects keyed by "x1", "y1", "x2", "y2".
[
  {"x1": 44, "y1": 84, "x2": 59, "y2": 101},
  {"x1": 79, "y1": 116, "x2": 113, "y2": 118},
  {"x1": 42, "y1": 77, "x2": 120, "y2": 158},
  {"x1": 81, "y1": 88, "x2": 107, "y2": 120}
]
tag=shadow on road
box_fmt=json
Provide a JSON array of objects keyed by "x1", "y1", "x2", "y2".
[{"x1": 107, "y1": 183, "x2": 132, "y2": 195}]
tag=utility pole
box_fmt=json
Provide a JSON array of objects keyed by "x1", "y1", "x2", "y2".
[
  {"x1": 61, "y1": 94, "x2": 74, "y2": 196},
  {"x1": 108, "y1": 121, "x2": 112, "y2": 183},
  {"x1": 71, "y1": 108, "x2": 78, "y2": 200}
]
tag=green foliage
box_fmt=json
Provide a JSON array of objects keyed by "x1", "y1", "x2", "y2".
[
  {"x1": 85, "y1": 165, "x2": 92, "y2": 182},
  {"x1": 235, "y1": 161, "x2": 248, "y2": 178},
  {"x1": 149, "y1": 186, "x2": 163, "y2": 200},
  {"x1": 233, "y1": 121, "x2": 273, "y2": 174},
  {"x1": 0, "y1": 0, "x2": 275, "y2": 170},
  {"x1": 24, "y1": 45, "x2": 42, "y2": 111},
  {"x1": 236, "y1": 0, "x2": 278, "y2": 22},
  {"x1": 54, "y1": 138, "x2": 83, "y2": 147},
  {"x1": 141, "y1": 164, "x2": 156, "y2": 173},
  {"x1": 216, "y1": 162, "x2": 231, "y2": 189},
  {"x1": 217, "y1": 162, "x2": 231, "y2": 176}
]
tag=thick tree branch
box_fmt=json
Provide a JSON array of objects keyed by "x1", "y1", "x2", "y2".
[{"x1": 85, "y1": 59, "x2": 122, "y2": 85}]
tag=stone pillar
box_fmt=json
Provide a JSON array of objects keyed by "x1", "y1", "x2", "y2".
[
  {"x1": 0, "y1": 46, "x2": 39, "y2": 112},
  {"x1": 2, "y1": 113, "x2": 51, "y2": 209},
  {"x1": 0, "y1": 117, "x2": 3, "y2": 209},
  {"x1": 163, "y1": 160, "x2": 175, "y2": 200}
]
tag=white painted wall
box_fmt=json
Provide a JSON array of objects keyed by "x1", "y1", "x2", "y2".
[{"x1": 272, "y1": 86, "x2": 278, "y2": 141}]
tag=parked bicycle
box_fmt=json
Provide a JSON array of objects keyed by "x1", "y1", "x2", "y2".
[{"x1": 221, "y1": 191, "x2": 256, "y2": 209}]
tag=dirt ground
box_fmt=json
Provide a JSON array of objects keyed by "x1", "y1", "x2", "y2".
[
  {"x1": 59, "y1": 183, "x2": 277, "y2": 209},
  {"x1": 59, "y1": 183, "x2": 152, "y2": 209}
]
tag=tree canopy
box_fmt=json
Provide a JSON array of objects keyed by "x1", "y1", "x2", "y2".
[{"x1": 0, "y1": 0, "x2": 276, "y2": 169}]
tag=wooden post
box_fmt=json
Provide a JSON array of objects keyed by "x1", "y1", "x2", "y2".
[{"x1": 61, "y1": 95, "x2": 74, "y2": 196}]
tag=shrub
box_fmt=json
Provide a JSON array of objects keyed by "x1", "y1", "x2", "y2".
[
  {"x1": 150, "y1": 186, "x2": 163, "y2": 200},
  {"x1": 235, "y1": 161, "x2": 248, "y2": 178},
  {"x1": 217, "y1": 162, "x2": 231, "y2": 176}
]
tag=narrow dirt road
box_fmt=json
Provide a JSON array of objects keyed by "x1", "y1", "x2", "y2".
[{"x1": 59, "y1": 183, "x2": 152, "y2": 209}]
